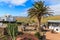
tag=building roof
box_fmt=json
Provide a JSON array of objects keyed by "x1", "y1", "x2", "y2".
[{"x1": 48, "y1": 20, "x2": 60, "y2": 23}]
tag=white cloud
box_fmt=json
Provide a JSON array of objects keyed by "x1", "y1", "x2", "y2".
[
  {"x1": 49, "y1": 0, "x2": 60, "y2": 3},
  {"x1": 0, "y1": 0, "x2": 28, "y2": 6},
  {"x1": 33, "y1": 0, "x2": 60, "y2": 4},
  {"x1": 20, "y1": 11, "x2": 28, "y2": 16},
  {"x1": 19, "y1": 7, "x2": 32, "y2": 17},
  {"x1": 43, "y1": 0, "x2": 60, "y2": 5},
  {"x1": 32, "y1": 0, "x2": 60, "y2": 15},
  {"x1": 31, "y1": 0, "x2": 39, "y2": 2},
  {"x1": 50, "y1": 4, "x2": 60, "y2": 15},
  {"x1": 19, "y1": 7, "x2": 31, "y2": 16}
]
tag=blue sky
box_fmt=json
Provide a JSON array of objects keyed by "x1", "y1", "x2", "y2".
[{"x1": 0, "y1": 0, "x2": 60, "y2": 17}]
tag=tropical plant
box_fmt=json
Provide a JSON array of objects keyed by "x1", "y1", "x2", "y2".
[
  {"x1": 6, "y1": 23, "x2": 18, "y2": 40},
  {"x1": 28, "y1": 0, "x2": 53, "y2": 32}
]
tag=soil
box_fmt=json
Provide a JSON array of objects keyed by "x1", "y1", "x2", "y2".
[{"x1": 46, "y1": 31, "x2": 60, "y2": 40}]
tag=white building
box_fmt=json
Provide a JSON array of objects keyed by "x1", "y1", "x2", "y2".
[
  {"x1": 0, "y1": 14, "x2": 16, "y2": 26},
  {"x1": 0, "y1": 14, "x2": 16, "y2": 22},
  {"x1": 48, "y1": 20, "x2": 60, "y2": 32}
]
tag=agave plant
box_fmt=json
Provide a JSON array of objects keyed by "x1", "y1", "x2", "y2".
[{"x1": 6, "y1": 23, "x2": 18, "y2": 40}]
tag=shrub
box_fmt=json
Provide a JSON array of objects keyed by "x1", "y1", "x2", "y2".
[
  {"x1": 17, "y1": 32, "x2": 24, "y2": 35},
  {"x1": 35, "y1": 32, "x2": 46, "y2": 40},
  {"x1": 34, "y1": 32, "x2": 41, "y2": 39}
]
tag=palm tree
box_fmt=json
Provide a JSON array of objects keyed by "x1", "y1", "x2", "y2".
[{"x1": 28, "y1": 1, "x2": 53, "y2": 32}]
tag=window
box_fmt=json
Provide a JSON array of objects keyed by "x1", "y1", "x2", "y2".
[
  {"x1": 3, "y1": 19, "x2": 5, "y2": 21},
  {"x1": 56, "y1": 29, "x2": 58, "y2": 31}
]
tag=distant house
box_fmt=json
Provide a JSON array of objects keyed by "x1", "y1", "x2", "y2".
[
  {"x1": 48, "y1": 20, "x2": 60, "y2": 32},
  {"x1": 0, "y1": 14, "x2": 16, "y2": 27},
  {"x1": 0, "y1": 14, "x2": 16, "y2": 22}
]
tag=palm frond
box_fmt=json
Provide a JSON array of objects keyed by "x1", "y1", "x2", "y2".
[{"x1": 28, "y1": 0, "x2": 53, "y2": 18}]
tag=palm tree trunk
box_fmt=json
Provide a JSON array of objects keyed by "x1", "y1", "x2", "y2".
[{"x1": 37, "y1": 17, "x2": 41, "y2": 32}]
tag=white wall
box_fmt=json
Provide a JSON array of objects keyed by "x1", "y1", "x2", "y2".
[
  {"x1": 54, "y1": 27, "x2": 60, "y2": 32},
  {"x1": 1, "y1": 15, "x2": 16, "y2": 22},
  {"x1": 0, "y1": 23, "x2": 2, "y2": 25},
  {"x1": 49, "y1": 26, "x2": 60, "y2": 32}
]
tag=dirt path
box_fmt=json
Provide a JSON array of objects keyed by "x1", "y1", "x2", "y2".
[{"x1": 46, "y1": 31, "x2": 60, "y2": 40}]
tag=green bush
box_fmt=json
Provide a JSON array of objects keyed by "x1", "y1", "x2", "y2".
[{"x1": 34, "y1": 32, "x2": 41, "y2": 39}]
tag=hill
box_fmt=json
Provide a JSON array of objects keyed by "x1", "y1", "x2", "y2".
[
  {"x1": 16, "y1": 15, "x2": 60, "y2": 24},
  {"x1": 41, "y1": 15, "x2": 60, "y2": 24}
]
